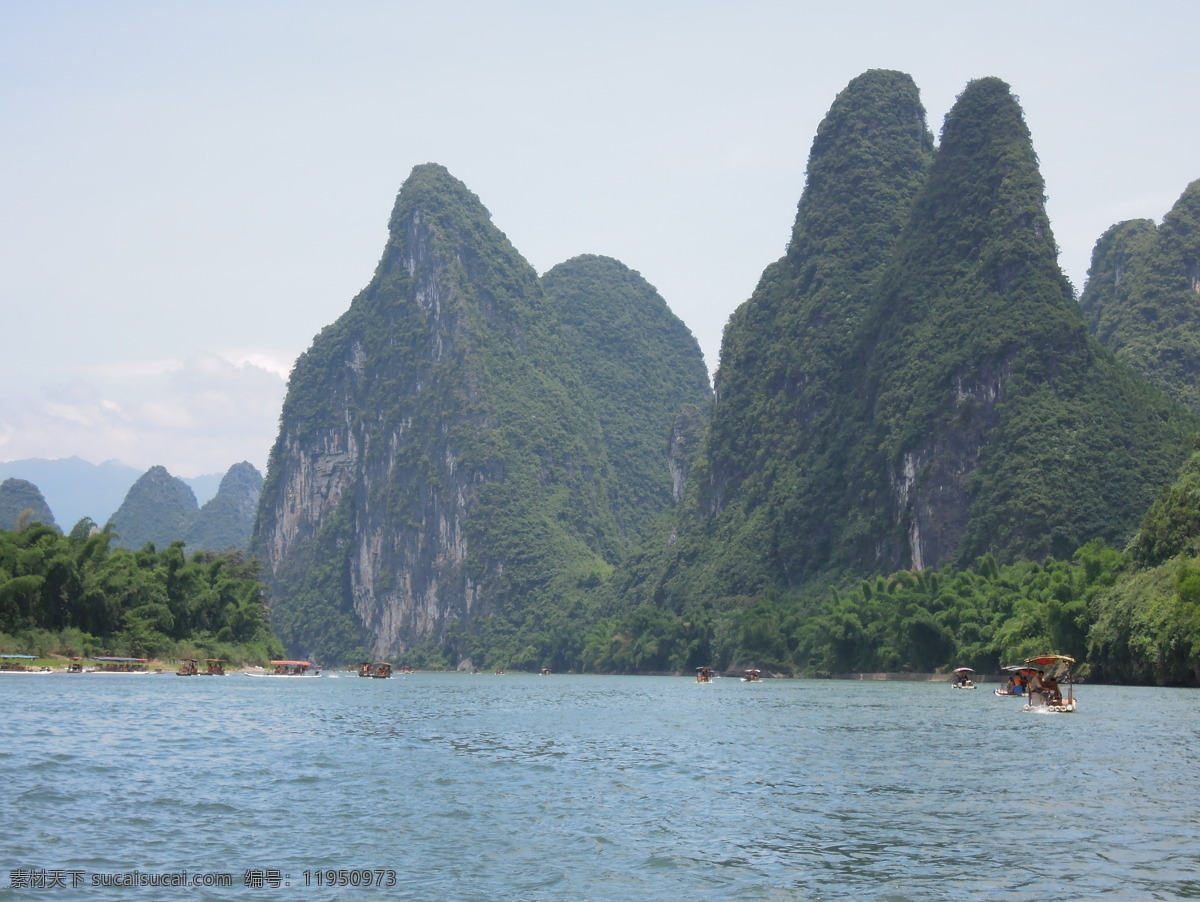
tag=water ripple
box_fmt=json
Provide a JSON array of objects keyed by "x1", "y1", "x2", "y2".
[{"x1": 3, "y1": 675, "x2": 1198, "y2": 899}]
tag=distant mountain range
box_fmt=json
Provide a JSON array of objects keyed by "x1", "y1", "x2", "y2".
[
  {"x1": 2, "y1": 458, "x2": 262, "y2": 553},
  {"x1": 108, "y1": 462, "x2": 262, "y2": 552},
  {"x1": 0, "y1": 457, "x2": 224, "y2": 530}
]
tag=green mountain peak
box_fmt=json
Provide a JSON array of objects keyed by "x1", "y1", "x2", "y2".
[
  {"x1": 255, "y1": 165, "x2": 709, "y2": 666},
  {"x1": 1080, "y1": 179, "x2": 1200, "y2": 412}
]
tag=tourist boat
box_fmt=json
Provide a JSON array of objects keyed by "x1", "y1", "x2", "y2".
[
  {"x1": 176, "y1": 658, "x2": 199, "y2": 676},
  {"x1": 92, "y1": 656, "x2": 155, "y2": 673},
  {"x1": 540, "y1": 667, "x2": 552, "y2": 675},
  {"x1": 1022, "y1": 654, "x2": 1077, "y2": 713},
  {"x1": 951, "y1": 666, "x2": 976, "y2": 689},
  {"x1": 355, "y1": 660, "x2": 393, "y2": 677},
  {"x1": 0, "y1": 654, "x2": 51, "y2": 674},
  {"x1": 695, "y1": 666, "x2": 715, "y2": 683},
  {"x1": 994, "y1": 664, "x2": 1037, "y2": 696},
  {"x1": 203, "y1": 659, "x2": 226, "y2": 676},
  {"x1": 246, "y1": 660, "x2": 321, "y2": 678},
  {"x1": 399, "y1": 664, "x2": 413, "y2": 675},
  {"x1": 741, "y1": 669, "x2": 762, "y2": 682}
]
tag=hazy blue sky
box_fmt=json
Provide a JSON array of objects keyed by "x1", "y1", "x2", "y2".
[{"x1": 3, "y1": 1, "x2": 1197, "y2": 477}]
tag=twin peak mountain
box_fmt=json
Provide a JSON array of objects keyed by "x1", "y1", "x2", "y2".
[{"x1": 252, "y1": 69, "x2": 1198, "y2": 664}]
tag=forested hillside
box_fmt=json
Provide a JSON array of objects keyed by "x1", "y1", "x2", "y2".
[
  {"x1": 242, "y1": 72, "x2": 1199, "y2": 681},
  {"x1": 1080, "y1": 180, "x2": 1200, "y2": 413},
  {"x1": 0, "y1": 478, "x2": 58, "y2": 532},
  {"x1": 541, "y1": 254, "x2": 712, "y2": 532},
  {"x1": 567, "y1": 73, "x2": 1200, "y2": 684},
  {"x1": 254, "y1": 165, "x2": 710, "y2": 667},
  {"x1": 851, "y1": 77, "x2": 1192, "y2": 569},
  {"x1": 612, "y1": 73, "x2": 1194, "y2": 624},
  {"x1": 108, "y1": 465, "x2": 198, "y2": 551},
  {"x1": 185, "y1": 462, "x2": 264, "y2": 552},
  {"x1": 689, "y1": 69, "x2": 935, "y2": 597}
]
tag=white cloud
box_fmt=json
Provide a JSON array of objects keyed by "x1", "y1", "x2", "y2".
[
  {"x1": 0, "y1": 352, "x2": 289, "y2": 477},
  {"x1": 219, "y1": 349, "x2": 295, "y2": 381}
]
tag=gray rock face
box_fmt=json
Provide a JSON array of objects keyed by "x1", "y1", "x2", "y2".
[
  {"x1": 255, "y1": 165, "x2": 711, "y2": 664},
  {"x1": 255, "y1": 164, "x2": 615, "y2": 661}
]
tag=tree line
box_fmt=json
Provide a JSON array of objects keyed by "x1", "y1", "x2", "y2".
[{"x1": 0, "y1": 519, "x2": 283, "y2": 664}]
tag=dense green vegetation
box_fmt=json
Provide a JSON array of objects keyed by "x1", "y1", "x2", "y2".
[
  {"x1": 852, "y1": 77, "x2": 1193, "y2": 568},
  {"x1": 255, "y1": 165, "x2": 710, "y2": 666},
  {"x1": 542, "y1": 254, "x2": 712, "y2": 532},
  {"x1": 1080, "y1": 180, "x2": 1200, "y2": 414},
  {"x1": 687, "y1": 70, "x2": 935, "y2": 596},
  {"x1": 575, "y1": 543, "x2": 1117, "y2": 676},
  {"x1": 572, "y1": 543, "x2": 1200, "y2": 688},
  {"x1": 614, "y1": 73, "x2": 1194, "y2": 626},
  {"x1": 569, "y1": 440, "x2": 1200, "y2": 686},
  {"x1": 246, "y1": 75, "x2": 1200, "y2": 684},
  {"x1": 0, "y1": 519, "x2": 282, "y2": 663}
]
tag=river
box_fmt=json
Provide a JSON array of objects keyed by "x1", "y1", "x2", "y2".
[{"x1": 3, "y1": 672, "x2": 1197, "y2": 900}]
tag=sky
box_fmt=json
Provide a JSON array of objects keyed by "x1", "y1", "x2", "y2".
[{"x1": 3, "y1": 1, "x2": 1198, "y2": 478}]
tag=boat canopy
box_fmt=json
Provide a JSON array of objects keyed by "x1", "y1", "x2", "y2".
[
  {"x1": 1002, "y1": 664, "x2": 1040, "y2": 676},
  {"x1": 271, "y1": 660, "x2": 312, "y2": 667},
  {"x1": 954, "y1": 667, "x2": 975, "y2": 673},
  {"x1": 1024, "y1": 654, "x2": 1075, "y2": 667}
]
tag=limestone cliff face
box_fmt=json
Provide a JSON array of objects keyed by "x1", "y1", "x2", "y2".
[
  {"x1": 886, "y1": 360, "x2": 1009, "y2": 571},
  {"x1": 668, "y1": 405, "x2": 708, "y2": 505},
  {"x1": 255, "y1": 165, "x2": 635, "y2": 663}
]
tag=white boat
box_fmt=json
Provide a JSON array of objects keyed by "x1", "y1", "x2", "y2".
[
  {"x1": 951, "y1": 666, "x2": 976, "y2": 689},
  {"x1": 245, "y1": 660, "x2": 322, "y2": 678}
]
